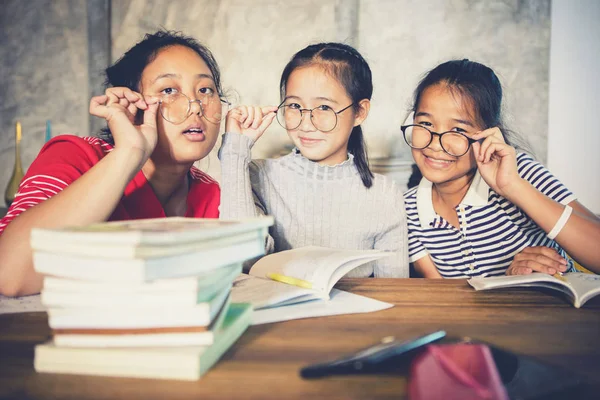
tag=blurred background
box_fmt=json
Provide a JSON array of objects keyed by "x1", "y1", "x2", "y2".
[{"x1": 0, "y1": 0, "x2": 598, "y2": 212}]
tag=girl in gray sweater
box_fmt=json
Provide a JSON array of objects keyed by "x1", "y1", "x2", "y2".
[{"x1": 218, "y1": 43, "x2": 408, "y2": 277}]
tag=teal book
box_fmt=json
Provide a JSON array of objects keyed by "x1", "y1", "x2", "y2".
[{"x1": 34, "y1": 303, "x2": 253, "y2": 380}]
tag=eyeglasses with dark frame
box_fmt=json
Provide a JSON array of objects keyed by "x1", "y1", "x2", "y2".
[
  {"x1": 401, "y1": 124, "x2": 481, "y2": 157},
  {"x1": 276, "y1": 101, "x2": 354, "y2": 132},
  {"x1": 151, "y1": 91, "x2": 232, "y2": 125}
]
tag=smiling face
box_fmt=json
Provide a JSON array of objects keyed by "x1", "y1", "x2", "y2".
[
  {"x1": 139, "y1": 45, "x2": 221, "y2": 164},
  {"x1": 411, "y1": 83, "x2": 483, "y2": 186},
  {"x1": 282, "y1": 64, "x2": 368, "y2": 166}
]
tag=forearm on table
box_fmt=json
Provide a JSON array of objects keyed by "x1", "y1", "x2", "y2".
[
  {"x1": 0, "y1": 148, "x2": 144, "y2": 296},
  {"x1": 504, "y1": 179, "x2": 600, "y2": 272}
]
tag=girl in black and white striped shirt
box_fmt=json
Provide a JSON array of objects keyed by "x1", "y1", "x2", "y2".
[{"x1": 402, "y1": 59, "x2": 600, "y2": 278}]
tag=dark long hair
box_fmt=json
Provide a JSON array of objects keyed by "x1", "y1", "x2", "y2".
[
  {"x1": 279, "y1": 42, "x2": 374, "y2": 188},
  {"x1": 99, "y1": 30, "x2": 223, "y2": 144},
  {"x1": 412, "y1": 59, "x2": 531, "y2": 153}
]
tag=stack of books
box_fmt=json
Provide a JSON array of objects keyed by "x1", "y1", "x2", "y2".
[{"x1": 31, "y1": 216, "x2": 273, "y2": 380}]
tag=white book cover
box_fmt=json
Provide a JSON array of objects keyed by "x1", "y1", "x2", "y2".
[
  {"x1": 32, "y1": 230, "x2": 264, "y2": 259},
  {"x1": 47, "y1": 284, "x2": 231, "y2": 329},
  {"x1": 52, "y1": 297, "x2": 232, "y2": 348},
  {"x1": 31, "y1": 216, "x2": 273, "y2": 247},
  {"x1": 33, "y1": 237, "x2": 263, "y2": 282},
  {"x1": 41, "y1": 263, "x2": 241, "y2": 308}
]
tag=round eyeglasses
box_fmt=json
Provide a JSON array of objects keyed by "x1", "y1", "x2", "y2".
[
  {"x1": 401, "y1": 124, "x2": 480, "y2": 157},
  {"x1": 157, "y1": 91, "x2": 231, "y2": 125},
  {"x1": 276, "y1": 103, "x2": 354, "y2": 132}
]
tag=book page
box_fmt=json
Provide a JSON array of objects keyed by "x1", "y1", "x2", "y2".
[
  {"x1": 565, "y1": 273, "x2": 600, "y2": 307},
  {"x1": 250, "y1": 289, "x2": 393, "y2": 325},
  {"x1": 230, "y1": 274, "x2": 320, "y2": 310},
  {"x1": 468, "y1": 273, "x2": 569, "y2": 291},
  {"x1": 467, "y1": 272, "x2": 600, "y2": 307},
  {"x1": 0, "y1": 294, "x2": 45, "y2": 314},
  {"x1": 249, "y1": 247, "x2": 391, "y2": 294}
]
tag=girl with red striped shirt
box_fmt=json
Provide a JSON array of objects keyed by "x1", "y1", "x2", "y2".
[{"x1": 0, "y1": 31, "x2": 224, "y2": 296}]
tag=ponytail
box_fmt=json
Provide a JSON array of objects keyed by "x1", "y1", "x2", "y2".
[{"x1": 348, "y1": 126, "x2": 373, "y2": 188}]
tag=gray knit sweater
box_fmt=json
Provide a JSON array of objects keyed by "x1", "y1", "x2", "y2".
[{"x1": 218, "y1": 133, "x2": 409, "y2": 278}]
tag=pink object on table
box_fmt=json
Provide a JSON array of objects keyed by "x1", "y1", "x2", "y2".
[{"x1": 409, "y1": 344, "x2": 509, "y2": 400}]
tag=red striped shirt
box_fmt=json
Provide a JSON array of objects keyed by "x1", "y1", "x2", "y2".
[{"x1": 0, "y1": 135, "x2": 220, "y2": 235}]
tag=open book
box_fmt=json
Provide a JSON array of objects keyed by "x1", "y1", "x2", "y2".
[
  {"x1": 468, "y1": 272, "x2": 600, "y2": 308},
  {"x1": 231, "y1": 246, "x2": 392, "y2": 309},
  {"x1": 230, "y1": 246, "x2": 394, "y2": 325}
]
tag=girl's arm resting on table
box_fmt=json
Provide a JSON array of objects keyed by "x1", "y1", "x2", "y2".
[
  {"x1": 413, "y1": 255, "x2": 444, "y2": 279},
  {"x1": 0, "y1": 88, "x2": 157, "y2": 296},
  {"x1": 504, "y1": 179, "x2": 600, "y2": 273},
  {"x1": 0, "y1": 148, "x2": 145, "y2": 296}
]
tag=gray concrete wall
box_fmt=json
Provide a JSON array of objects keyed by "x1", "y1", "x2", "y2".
[
  {"x1": 111, "y1": 0, "x2": 551, "y2": 181},
  {"x1": 0, "y1": 0, "x2": 551, "y2": 205},
  {"x1": 359, "y1": 0, "x2": 551, "y2": 160},
  {"x1": 0, "y1": 0, "x2": 88, "y2": 207}
]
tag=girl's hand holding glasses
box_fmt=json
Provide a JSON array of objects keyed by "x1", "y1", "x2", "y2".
[
  {"x1": 471, "y1": 127, "x2": 522, "y2": 200},
  {"x1": 89, "y1": 87, "x2": 160, "y2": 162},
  {"x1": 226, "y1": 105, "x2": 278, "y2": 142}
]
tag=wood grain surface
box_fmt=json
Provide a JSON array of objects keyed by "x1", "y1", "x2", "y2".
[{"x1": 1, "y1": 278, "x2": 599, "y2": 400}]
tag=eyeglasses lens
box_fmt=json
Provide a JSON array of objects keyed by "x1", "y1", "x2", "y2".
[
  {"x1": 159, "y1": 93, "x2": 230, "y2": 124},
  {"x1": 276, "y1": 106, "x2": 337, "y2": 132},
  {"x1": 404, "y1": 125, "x2": 471, "y2": 157}
]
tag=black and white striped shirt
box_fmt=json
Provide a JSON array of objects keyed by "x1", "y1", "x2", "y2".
[{"x1": 404, "y1": 153, "x2": 576, "y2": 278}]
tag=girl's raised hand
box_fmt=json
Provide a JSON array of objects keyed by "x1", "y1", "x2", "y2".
[
  {"x1": 225, "y1": 105, "x2": 277, "y2": 142},
  {"x1": 89, "y1": 87, "x2": 159, "y2": 162},
  {"x1": 471, "y1": 127, "x2": 522, "y2": 199}
]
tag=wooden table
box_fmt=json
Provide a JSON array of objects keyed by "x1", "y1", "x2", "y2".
[{"x1": 1, "y1": 279, "x2": 599, "y2": 399}]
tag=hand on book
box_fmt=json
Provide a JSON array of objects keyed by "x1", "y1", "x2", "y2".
[
  {"x1": 225, "y1": 105, "x2": 277, "y2": 142},
  {"x1": 505, "y1": 246, "x2": 569, "y2": 276},
  {"x1": 89, "y1": 87, "x2": 160, "y2": 162}
]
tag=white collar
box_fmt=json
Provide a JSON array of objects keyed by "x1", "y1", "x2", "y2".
[{"x1": 416, "y1": 169, "x2": 490, "y2": 229}]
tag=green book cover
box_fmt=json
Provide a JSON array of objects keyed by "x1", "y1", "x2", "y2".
[
  {"x1": 35, "y1": 303, "x2": 253, "y2": 380},
  {"x1": 198, "y1": 302, "x2": 253, "y2": 377}
]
